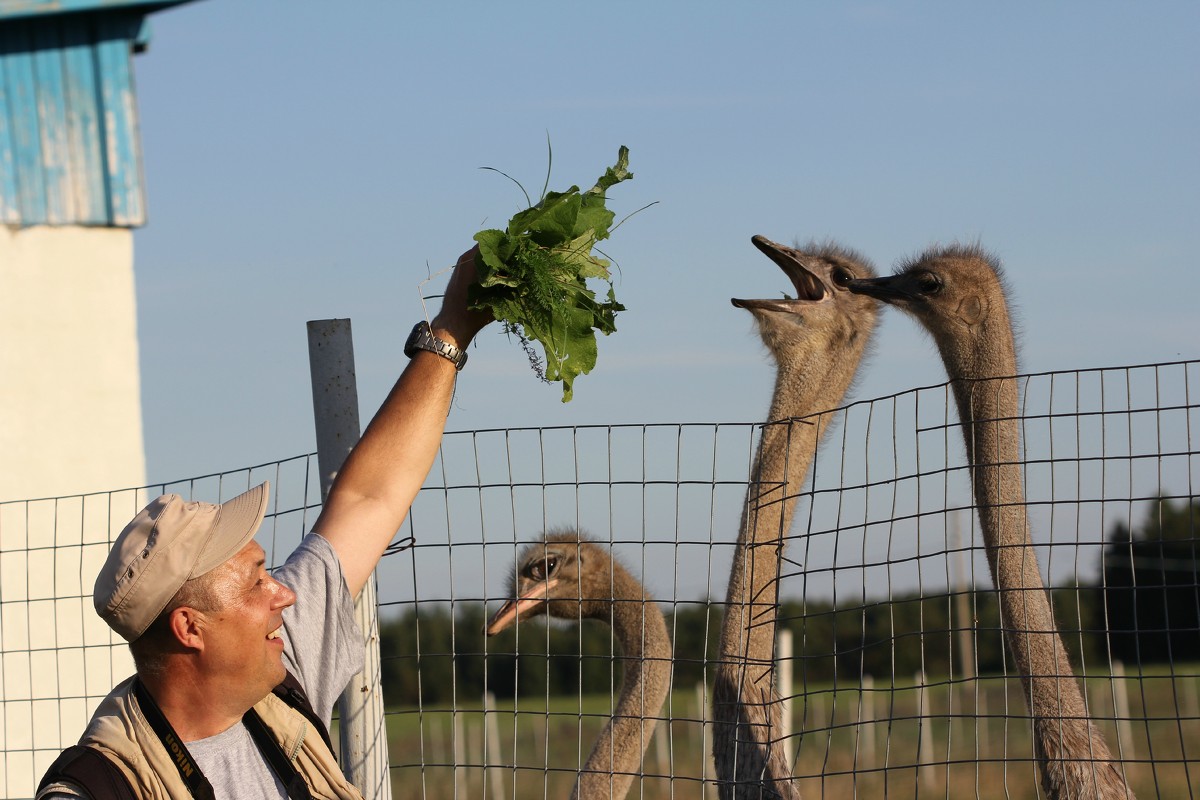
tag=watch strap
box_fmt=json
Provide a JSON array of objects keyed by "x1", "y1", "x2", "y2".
[{"x1": 404, "y1": 321, "x2": 468, "y2": 371}]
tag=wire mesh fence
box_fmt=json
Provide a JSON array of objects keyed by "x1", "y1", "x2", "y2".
[
  {"x1": 2, "y1": 359, "x2": 1197, "y2": 799},
  {"x1": 0, "y1": 457, "x2": 324, "y2": 798}
]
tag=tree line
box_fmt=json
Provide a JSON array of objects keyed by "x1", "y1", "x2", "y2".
[{"x1": 378, "y1": 497, "x2": 1198, "y2": 707}]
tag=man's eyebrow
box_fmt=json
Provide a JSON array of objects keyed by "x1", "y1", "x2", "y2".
[{"x1": 244, "y1": 557, "x2": 266, "y2": 581}]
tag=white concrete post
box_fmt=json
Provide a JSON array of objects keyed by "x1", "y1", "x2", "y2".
[
  {"x1": 1112, "y1": 660, "x2": 1135, "y2": 759},
  {"x1": 951, "y1": 512, "x2": 977, "y2": 686},
  {"x1": 654, "y1": 712, "x2": 670, "y2": 780},
  {"x1": 915, "y1": 671, "x2": 934, "y2": 789},
  {"x1": 307, "y1": 319, "x2": 392, "y2": 800},
  {"x1": 776, "y1": 629, "x2": 795, "y2": 771},
  {"x1": 858, "y1": 674, "x2": 876, "y2": 771},
  {"x1": 695, "y1": 680, "x2": 714, "y2": 799},
  {"x1": 483, "y1": 691, "x2": 505, "y2": 800},
  {"x1": 950, "y1": 512, "x2": 979, "y2": 753},
  {"x1": 454, "y1": 713, "x2": 467, "y2": 800}
]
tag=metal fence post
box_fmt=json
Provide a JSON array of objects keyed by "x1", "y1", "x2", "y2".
[{"x1": 307, "y1": 318, "x2": 392, "y2": 800}]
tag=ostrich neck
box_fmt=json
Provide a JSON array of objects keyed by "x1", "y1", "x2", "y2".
[
  {"x1": 721, "y1": 358, "x2": 849, "y2": 668},
  {"x1": 573, "y1": 570, "x2": 672, "y2": 800},
  {"x1": 944, "y1": 318, "x2": 1121, "y2": 792},
  {"x1": 712, "y1": 352, "x2": 862, "y2": 800}
]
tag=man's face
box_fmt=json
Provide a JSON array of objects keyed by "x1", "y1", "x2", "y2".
[{"x1": 199, "y1": 540, "x2": 296, "y2": 701}]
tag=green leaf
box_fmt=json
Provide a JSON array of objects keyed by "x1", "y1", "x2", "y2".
[
  {"x1": 468, "y1": 146, "x2": 643, "y2": 402},
  {"x1": 506, "y1": 188, "x2": 579, "y2": 239},
  {"x1": 471, "y1": 229, "x2": 521, "y2": 288},
  {"x1": 589, "y1": 145, "x2": 632, "y2": 195},
  {"x1": 551, "y1": 232, "x2": 608, "y2": 276},
  {"x1": 526, "y1": 193, "x2": 583, "y2": 247}
]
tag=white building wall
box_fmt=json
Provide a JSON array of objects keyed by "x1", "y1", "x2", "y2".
[
  {"x1": 0, "y1": 225, "x2": 144, "y2": 797},
  {"x1": 0, "y1": 225, "x2": 146, "y2": 501}
]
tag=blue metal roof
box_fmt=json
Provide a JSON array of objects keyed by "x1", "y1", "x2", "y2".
[
  {"x1": 0, "y1": 1, "x2": 193, "y2": 23},
  {"x1": 0, "y1": 1, "x2": 195, "y2": 227}
]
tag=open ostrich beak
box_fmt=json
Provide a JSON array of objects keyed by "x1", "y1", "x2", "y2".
[
  {"x1": 732, "y1": 235, "x2": 827, "y2": 311},
  {"x1": 846, "y1": 275, "x2": 913, "y2": 303},
  {"x1": 484, "y1": 578, "x2": 559, "y2": 636}
]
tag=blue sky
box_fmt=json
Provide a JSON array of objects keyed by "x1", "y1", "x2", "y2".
[{"x1": 132, "y1": 1, "x2": 1199, "y2": 485}]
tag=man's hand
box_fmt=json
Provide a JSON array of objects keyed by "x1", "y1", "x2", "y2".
[{"x1": 431, "y1": 246, "x2": 493, "y2": 349}]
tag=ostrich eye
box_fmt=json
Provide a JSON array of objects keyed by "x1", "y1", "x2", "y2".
[
  {"x1": 915, "y1": 271, "x2": 943, "y2": 295},
  {"x1": 831, "y1": 267, "x2": 854, "y2": 287},
  {"x1": 529, "y1": 556, "x2": 558, "y2": 581}
]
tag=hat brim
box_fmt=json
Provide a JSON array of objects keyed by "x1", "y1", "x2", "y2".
[{"x1": 191, "y1": 481, "x2": 271, "y2": 578}]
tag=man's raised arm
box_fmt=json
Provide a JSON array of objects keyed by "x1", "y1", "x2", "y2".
[{"x1": 312, "y1": 247, "x2": 492, "y2": 598}]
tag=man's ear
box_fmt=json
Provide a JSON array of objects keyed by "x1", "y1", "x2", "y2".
[{"x1": 168, "y1": 606, "x2": 207, "y2": 651}]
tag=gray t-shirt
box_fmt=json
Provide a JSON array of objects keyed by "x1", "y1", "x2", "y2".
[{"x1": 42, "y1": 533, "x2": 365, "y2": 800}]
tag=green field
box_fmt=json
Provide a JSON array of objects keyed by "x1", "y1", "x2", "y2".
[{"x1": 377, "y1": 667, "x2": 1200, "y2": 799}]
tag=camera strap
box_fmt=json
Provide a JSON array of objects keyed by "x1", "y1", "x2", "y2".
[{"x1": 134, "y1": 679, "x2": 313, "y2": 800}]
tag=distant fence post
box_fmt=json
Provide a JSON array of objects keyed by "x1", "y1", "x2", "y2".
[
  {"x1": 776, "y1": 629, "x2": 795, "y2": 771},
  {"x1": 307, "y1": 319, "x2": 392, "y2": 800},
  {"x1": 859, "y1": 674, "x2": 876, "y2": 771},
  {"x1": 951, "y1": 511, "x2": 977, "y2": 686},
  {"x1": 915, "y1": 671, "x2": 934, "y2": 790},
  {"x1": 483, "y1": 691, "x2": 505, "y2": 800},
  {"x1": 1112, "y1": 660, "x2": 1135, "y2": 760}
]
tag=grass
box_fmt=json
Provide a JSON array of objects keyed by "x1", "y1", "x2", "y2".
[{"x1": 376, "y1": 667, "x2": 1200, "y2": 799}]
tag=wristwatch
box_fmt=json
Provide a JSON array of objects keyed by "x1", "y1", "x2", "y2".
[{"x1": 404, "y1": 321, "x2": 468, "y2": 371}]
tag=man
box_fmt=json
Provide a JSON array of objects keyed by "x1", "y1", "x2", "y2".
[{"x1": 38, "y1": 248, "x2": 492, "y2": 799}]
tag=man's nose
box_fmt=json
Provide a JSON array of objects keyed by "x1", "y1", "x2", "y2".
[{"x1": 272, "y1": 577, "x2": 297, "y2": 609}]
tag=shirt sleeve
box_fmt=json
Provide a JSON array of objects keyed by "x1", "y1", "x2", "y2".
[{"x1": 273, "y1": 532, "x2": 365, "y2": 726}]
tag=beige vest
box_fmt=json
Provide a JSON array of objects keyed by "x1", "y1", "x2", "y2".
[{"x1": 41, "y1": 676, "x2": 364, "y2": 800}]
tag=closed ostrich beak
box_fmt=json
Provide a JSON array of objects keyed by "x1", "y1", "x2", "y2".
[
  {"x1": 484, "y1": 578, "x2": 559, "y2": 636},
  {"x1": 846, "y1": 275, "x2": 912, "y2": 302}
]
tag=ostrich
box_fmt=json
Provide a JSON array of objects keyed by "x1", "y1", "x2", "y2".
[
  {"x1": 847, "y1": 244, "x2": 1134, "y2": 799},
  {"x1": 713, "y1": 236, "x2": 879, "y2": 799},
  {"x1": 485, "y1": 530, "x2": 672, "y2": 800}
]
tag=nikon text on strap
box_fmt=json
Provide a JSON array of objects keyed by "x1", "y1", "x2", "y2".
[{"x1": 132, "y1": 679, "x2": 217, "y2": 800}]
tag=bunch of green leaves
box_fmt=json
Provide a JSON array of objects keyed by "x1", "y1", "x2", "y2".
[{"x1": 469, "y1": 146, "x2": 636, "y2": 402}]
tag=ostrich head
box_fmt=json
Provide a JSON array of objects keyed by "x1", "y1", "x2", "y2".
[
  {"x1": 845, "y1": 243, "x2": 1016, "y2": 380},
  {"x1": 732, "y1": 235, "x2": 879, "y2": 363},
  {"x1": 485, "y1": 530, "x2": 634, "y2": 636}
]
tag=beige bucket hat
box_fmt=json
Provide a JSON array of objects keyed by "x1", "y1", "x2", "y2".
[{"x1": 94, "y1": 481, "x2": 271, "y2": 642}]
